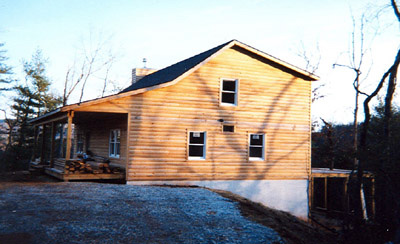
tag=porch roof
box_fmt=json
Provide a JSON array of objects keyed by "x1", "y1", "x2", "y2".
[
  {"x1": 312, "y1": 168, "x2": 374, "y2": 178},
  {"x1": 29, "y1": 110, "x2": 127, "y2": 126}
]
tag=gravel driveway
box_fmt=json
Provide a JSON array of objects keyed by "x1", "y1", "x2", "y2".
[{"x1": 0, "y1": 183, "x2": 283, "y2": 243}]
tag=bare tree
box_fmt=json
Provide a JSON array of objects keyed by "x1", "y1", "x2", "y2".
[
  {"x1": 101, "y1": 59, "x2": 114, "y2": 97},
  {"x1": 296, "y1": 41, "x2": 321, "y2": 75},
  {"x1": 353, "y1": 0, "x2": 400, "y2": 236},
  {"x1": 333, "y1": 13, "x2": 374, "y2": 171},
  {"x1": 295, "y1": 41, "x2": 324, "y2": 101},
  {"x1": 62, "y1": 32, "x2": 116, "y2": 105},
  {"x1": 383, "y1": 0, "x2": 400, "y2": 165}
]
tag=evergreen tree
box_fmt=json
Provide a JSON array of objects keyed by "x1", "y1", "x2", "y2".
[
  {"x1": 1, "y1": 49, "x2": 62, "y2": 171},
  {"x1": 22, "y1": 49, "x2": 61, "y2": 117},
  {"x1": 0, "y1": 43, "x2": 13, "y2": 92},
  {"x1": 11, "y1": 86, "x2": 36, "y2": 148}
]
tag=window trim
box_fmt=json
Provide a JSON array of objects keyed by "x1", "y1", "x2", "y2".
[
  {"x1": 220, "y1": 78, "x2": 239, "y2": 106},
  {"x1": 187, "y1": 131, "x2": 207, "y2": 160},
  {"x1": 109, "y1": 129, "x2": 121, "y2": 158},
  {"x1": 248, "y1": 133, "x2": 265, "y2": 161}
]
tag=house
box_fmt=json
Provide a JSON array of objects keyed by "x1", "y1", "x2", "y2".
[{"x1": 29, "y1": 40, "x2": 318, "y2": 219}]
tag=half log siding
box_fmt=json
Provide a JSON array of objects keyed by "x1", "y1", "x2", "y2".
[
  {"x1": 125, "y1": 45, "x2": 312, "y2": 181},
  {"x1": 75, "y1": 115, "x2": 128, "y2": 167}
]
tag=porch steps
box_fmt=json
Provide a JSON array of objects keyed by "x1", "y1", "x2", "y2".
[{"x1": 29, "y1": 160, "x2": 49, "y2": 173}]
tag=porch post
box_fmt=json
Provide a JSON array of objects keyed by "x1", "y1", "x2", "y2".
[
  {"x1": 65, "y1": 111, "x2": 74, "y2": 160},
  {"x1": 371, "y1": 178, "x2": 376, "y2": 219},
  {"x1": 49, "y1": 122, "x2": 56, "y2": 167},
  {"x1": 324, "y1": 177, "x2": 328, "y2": 210},
  {"x1": 31, "y1": 126, "x2": 38, "y2": 162},
  {"x1": 40, "y1": 124, "x2": 47, "y2": 164}
]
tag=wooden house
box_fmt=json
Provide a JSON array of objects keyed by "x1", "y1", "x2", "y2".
[{"x1": 30, "y1": 40, "x2": 318, "y2": 219}]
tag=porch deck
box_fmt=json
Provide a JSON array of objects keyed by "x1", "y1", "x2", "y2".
[{"x1": 45, "y1": 167, "x2": 125, "y2": 182}]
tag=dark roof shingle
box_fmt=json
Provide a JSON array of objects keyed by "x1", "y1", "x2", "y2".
[{"x1": 120, "y1": 40, "x2": 233, "y2": 93}]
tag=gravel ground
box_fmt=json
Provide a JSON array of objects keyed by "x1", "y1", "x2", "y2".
[{"x1": 0, "y1": 182, "x2": 284, "y2": 244}]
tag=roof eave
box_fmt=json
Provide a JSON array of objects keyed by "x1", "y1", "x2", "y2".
[
  {"x1": 231, "y1": 40, "x2": 319, "y2": 81},
  {"x1": 28, "y1": 108, "x2": 62, "y2": 124}
]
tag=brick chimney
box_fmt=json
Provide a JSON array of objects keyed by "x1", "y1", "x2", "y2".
[{"x1": 132, "y1": 68, "x2": 157, "y2": 84}]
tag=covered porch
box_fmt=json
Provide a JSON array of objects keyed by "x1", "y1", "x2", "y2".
[
  {"x1": 29, "y1": 109, "x2": 128, "y2": 182},
  {"x1": 310, "y1": 168, "x2": 375, "y2": 223}
]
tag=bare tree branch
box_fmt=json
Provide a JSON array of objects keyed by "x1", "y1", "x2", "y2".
[
  {"x1": 62, "y1": 31, "x2": 117, "y2": 105},
  {"x1": 296, "y1": 41, "x2": 321, "y2": 74},
  {"x1": 392, "y1": 0, "x2": 400, "y2": 21}
]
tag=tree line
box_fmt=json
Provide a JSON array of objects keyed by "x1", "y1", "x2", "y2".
[
  {"x1": 0, "y1": 48, "x2": 62, "y2": 172},
  {"x1": 312, "y1": 1, "x2": 400, "y2": 242},
  {"x1": 0, "y1": 35, "x2": 118, "y2": 172}
]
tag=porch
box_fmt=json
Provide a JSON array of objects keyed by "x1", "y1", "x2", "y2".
[
  {"x1": 310, "y1": 168, "x2": 375, "y2": 227},
  {"x1": 29, "y1": 110, "x2": 128, "y2": 182}
]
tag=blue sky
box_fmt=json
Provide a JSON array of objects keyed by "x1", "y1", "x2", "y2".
[{"x1": 0, "y1": 0, "x2": 399, "y2": 123}]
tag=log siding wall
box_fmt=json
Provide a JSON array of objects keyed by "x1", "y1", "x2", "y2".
[
  {"x1": 124, "y1": 46, "x2": 311, "y2": 181},
  {"x1": 76, "y1": 118, "x2": 127, "y2": 167}
]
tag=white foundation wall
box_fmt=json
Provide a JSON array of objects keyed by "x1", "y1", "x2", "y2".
[{"x1": 127, "y1": 179, "x2": 309, "y2": 219}]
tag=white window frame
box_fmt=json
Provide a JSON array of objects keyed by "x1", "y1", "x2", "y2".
[
  {"x1": 220, "y1": 78, "x2": 239, "y2": 106},
  {"x1": 188, "y1": 131, "x2": 207, "y2": 160},
  {"x1": 109, "y1": 129, "x2": 121, "y2": 158},
  {"x1": 249, "y1": 133, "x2": 265, "y2": 161}
]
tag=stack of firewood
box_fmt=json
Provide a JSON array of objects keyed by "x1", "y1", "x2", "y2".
[
  {"x1": 86, "y1": 161, "x2": 124, "y2": 174},
  {"x1": 64, "y1": 159, "x2": 124, "y2": 174},
  {"x1": 85, "y1": 161, "x2": 111, "y2": 174},
  {"x1": 65, "y1": 160, "x2": 95, "y2": 174}
]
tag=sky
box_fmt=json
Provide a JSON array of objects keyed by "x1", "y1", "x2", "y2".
[{"x1": 0, "y1": 0, "x2": 399, "y2": 124}]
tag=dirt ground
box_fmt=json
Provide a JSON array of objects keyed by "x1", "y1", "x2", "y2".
[
  {"x1": 213, "y1": 190, "x2": 338, "y2": 244},
  {"x1": 0, "y1": 171, "x2": 338, "y2": 244}
]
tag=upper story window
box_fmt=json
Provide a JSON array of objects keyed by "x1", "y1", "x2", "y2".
[
  {"x1": 249, "y1": 133, "x2": 265, "y2": 161},
  {"x1": 109, "y1": 129, "x2": 121, "y2": 158},
  {"x1": 220, "y1": 79, "x2": 238, "y2": 106},
  {"x1": 188, "y1": 131, "x2": 206, "y2": 160}
]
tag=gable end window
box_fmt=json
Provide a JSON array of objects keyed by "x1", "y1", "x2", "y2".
[
  {"x1": 220, "y1": 79, "x2": 238, "y2": 105},
  {"x1": 109, "y1": 129, "x2": 121, "y2": 158},
  {"x1": 188, "y1": 131, "x2": 206, "y2": 160},
  {"x1": 249, "y1": 133, "x2": 265, "y2": 161}
]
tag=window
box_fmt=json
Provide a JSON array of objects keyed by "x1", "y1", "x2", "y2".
[
  {"x1": 249, "y1": 134, "x2": 265, "y2": 160},
  {"x1": 109, "y1": 129, "x2": 121, "y2": 158},
  {"x1": 76, "y1": 133, "x2": 84, "y2": 154},
  {"x1": 221, "y1": 79, "x2": 238, "y2": 105},
  {"x1": 188, "y1": 131, "x2": 206, "y2": 160},
  {"x1": 223, "y1": 125, "x2": 235, "y2": 132}
]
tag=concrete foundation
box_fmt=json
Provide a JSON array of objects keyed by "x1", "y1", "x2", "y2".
[{"x1": 127, "y1": 179, "x2": 309, "y2": 219}]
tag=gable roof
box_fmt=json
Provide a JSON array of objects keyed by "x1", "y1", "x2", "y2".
[
  {"x1": 30, "y1": 39, "x2": 319, "y2": 121},
  {"x1": 120, "y1": 39, "x2": 318, "y2": 94}
]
